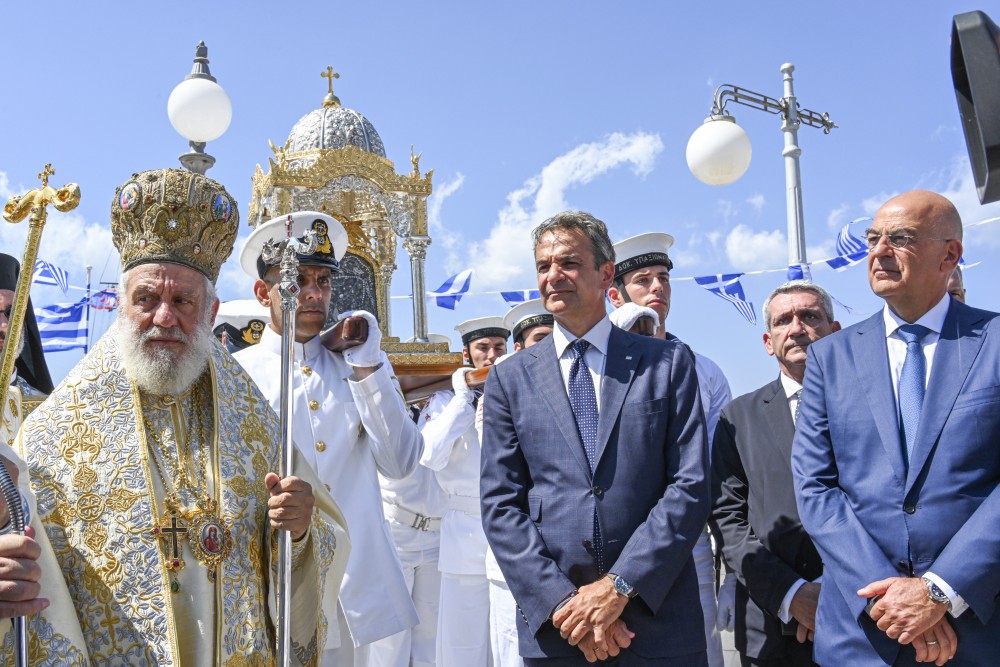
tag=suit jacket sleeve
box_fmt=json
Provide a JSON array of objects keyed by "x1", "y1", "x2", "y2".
[
  {"x1": 480, "y1": 365, "x2": 577, "y2": 637},
  {"x1": 928, "y1": 477, "x2": 1000, "y2": 621},
  {"x1": 792, "y1": 345, "x2": 898, "y2": 620},
  {"x1": 609, "y1": 341, "x2": 711, "y2": 613},
  {"x1": 711, "y1": 406, "x2": 802, "y2": 616}
]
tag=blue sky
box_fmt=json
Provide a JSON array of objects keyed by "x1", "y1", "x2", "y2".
[{"x1": 3, "y1": 2, "x2": 999, "y2": 397}]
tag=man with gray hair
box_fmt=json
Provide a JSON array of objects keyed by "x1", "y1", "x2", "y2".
[
  {"x1": 711, "y1": 280, "x2": 839, "y2": 666},
  {"x1": 482, "y1": 210, "x2": 710, "y2": 665}
]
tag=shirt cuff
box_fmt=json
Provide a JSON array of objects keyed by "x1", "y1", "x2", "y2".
[
  {"x1": 923, "y1": 571, "x2": 969, "y2": 618},
  {"x1": 778, "y1": 578, "x2": 808, "y2": 624}
]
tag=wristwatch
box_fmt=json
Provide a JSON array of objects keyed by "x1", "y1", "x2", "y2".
[
  {"x1": 608, "y1": 573, "x2": 637, "y2": 599},
  {"x1": 922, "y1": 577, "x2": 952, "y2": 610}
]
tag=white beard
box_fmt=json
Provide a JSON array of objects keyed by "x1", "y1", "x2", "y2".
[{"x1": 116, "y1": 316, "x2": 213, "y2": 396}]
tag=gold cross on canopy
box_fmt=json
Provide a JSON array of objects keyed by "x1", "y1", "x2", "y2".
[
  {"x1": 322, "y1": 66, "x2": 341, "y2": 108},
  {"x1": 322, "y1": 66, "x2": 339, "y2": 93}
]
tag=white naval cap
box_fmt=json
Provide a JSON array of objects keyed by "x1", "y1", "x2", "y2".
[
  {"x1": 502, "y1": 299, "x2": 554, "y2": 344},
  {"x1": 612, "y1": 232, "x2": 675, "y2": 281},
  {"x1": 455, "y1": 316, "x2": 510, "y2": 346},
  {"x1": 213, "y1": 299, "x2": 271, "y2": 351},
  {"x1": 240, "y1": 211, "x2": 349, "y2": 279}
]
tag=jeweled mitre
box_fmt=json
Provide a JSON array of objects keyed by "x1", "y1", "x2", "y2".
[{"x1": 110, "y1": 168, "x2": 239, "y2": 283}]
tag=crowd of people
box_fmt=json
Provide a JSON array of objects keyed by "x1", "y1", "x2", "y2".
[{"x1": 0, "y1": 171, "x2": 995, "y2": 667}]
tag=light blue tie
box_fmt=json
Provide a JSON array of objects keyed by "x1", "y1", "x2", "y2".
[
  {"x1": 568, "y1": 340, "x2": 604, "y2": 573},
  {"x1": 897, "y1": 324, "x2": 930, "y2": 461}
]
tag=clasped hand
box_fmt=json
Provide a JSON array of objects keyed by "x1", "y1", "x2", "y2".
[
  {"x1": 859, "y1": 577, "x2": 957, "y2": 665},
  {"x1": 552, "y1": 577, "x2": 634, "y2": 663},
  {"x1": 265, "y1": 473, "x2": 314, "y2": 542}
]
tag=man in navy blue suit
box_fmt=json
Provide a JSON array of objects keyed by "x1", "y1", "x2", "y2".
[
  {"x1": 481, "y1": 211, "x2": 710, "y2": 666},
  {"x1": 793, "y1": 190, "x2": 1000, "y2": 666}
]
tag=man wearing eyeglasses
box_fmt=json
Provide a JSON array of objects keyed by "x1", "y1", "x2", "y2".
[{"x1": 792, "y1": 190, "x2": 1000, "y2": 666}]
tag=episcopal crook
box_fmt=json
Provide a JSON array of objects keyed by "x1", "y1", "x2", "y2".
[
  {"x1": 260, "y1": 215, "x2": 317, "y2": 667},
  {"x1": 1, "y1": 164, "x2": 81, "y2": 667}
]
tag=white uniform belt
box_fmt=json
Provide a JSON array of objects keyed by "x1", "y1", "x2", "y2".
[
  {"x1": 383, "y1": 502, "x2": 441, "y2": 532},
  {"x1": 447, "y1": 494, "x2": 481, "y2": 515}
]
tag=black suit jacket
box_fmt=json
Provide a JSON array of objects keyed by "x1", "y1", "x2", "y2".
[{"x1": 710, "y1": 377, "x2": 822, "y2": 662}]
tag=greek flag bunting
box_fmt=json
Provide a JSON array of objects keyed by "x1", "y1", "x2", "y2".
[
  {"x1": 32, "y1": 259, "x2": 70, "y2": 294},
  {"x1": 786, "y1": 263, "x2": 813, "y2": 282},
  {"x1": 500, "y1": 289, "x2": 540, "y2": 307},
  {"x1": 826, "y1": 217, "x2": 869, "y2": 271},
  {"x1": 428, "y1": 269, "x2": 473, "y2": 310},
  {"x1": 35, "y1": 299, "x2": 88, "y2": 352},
  {"x1": 694, "y1": 273, "x2": 757, "y2": 325}
]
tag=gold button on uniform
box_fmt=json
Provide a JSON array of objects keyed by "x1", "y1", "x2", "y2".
[
  {"x1": 302, "y1": 366, "x2": 313, "y2": 376},
  {"x1": 316, "y1": 441, "x2": 326, "y2": 452},
  {"x1": 309, "y1": 400, "x2": 319, "y2": 410}
]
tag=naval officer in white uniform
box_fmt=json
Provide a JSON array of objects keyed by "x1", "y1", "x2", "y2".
[
  {"x1": 235, "y1": 212, "x2": 422, "y2": 667},
  {"x1": 419, "y1": 316, "x2": 509, "y2": 667},
  {"x1": 608, "y1": 232, "x2": 733, "y2": 667}
]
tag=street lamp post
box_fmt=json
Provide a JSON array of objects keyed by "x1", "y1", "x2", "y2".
[
  {"x1": 167, "y1": 42, "x2": 232, "y2": 174},
  {"x1": 686, "y1": 63, "x2": 836, "y2": 267}
]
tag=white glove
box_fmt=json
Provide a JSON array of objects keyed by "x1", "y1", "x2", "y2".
[
  {"x1": 451, "y1": 367, "x2": 475, "y2": 405},
  {"x1": 716, "y1": 574, "x2": 737, "y2": 632},
  {"x1": 609, "y1": 302, "x2": 659, "y2": 335},
  {"x1": 341, "y1": 310, "x2": 383, "y2": 368}
]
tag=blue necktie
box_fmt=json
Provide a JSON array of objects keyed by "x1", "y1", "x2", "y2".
[
  {"x1": 897, "y1": 324, "x2": 930, "y2": 461},
  {"x1": 568, "y1": 339, "x2": 604, "y2": 572}
]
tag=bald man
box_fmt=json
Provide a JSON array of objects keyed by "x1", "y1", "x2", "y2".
[{"x1": 793, "y1": 190, "x2": 1000, "y2": 666}]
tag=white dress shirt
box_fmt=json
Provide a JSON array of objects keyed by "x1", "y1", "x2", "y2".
[
  {"x1": 551, "y1": 316, "x2": 611, "y2": 409},
  {"x1": 882, "y1": 295, "x2": 968, "y2": 617}
]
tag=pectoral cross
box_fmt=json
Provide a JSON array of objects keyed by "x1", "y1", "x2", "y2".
[{"x1": 151, "y1": 497, "x2": 188, "y2": 591}]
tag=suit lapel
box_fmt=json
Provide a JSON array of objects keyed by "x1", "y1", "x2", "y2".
[
  {"x1": 762, "y1": 378, "x2": 796, "y2": 469},
  {"x1": 526, "y1": 336, "x2": 592, "y2": 476},
  {"x1": 906, "y1": 301, "x2": 987, "y2": 493},
  {"x1": 853, "y1": 312, "x2": 908, "y2": 484},
  {"x1": 595, "y1": 327, "x2": 640, "y2": 467}
]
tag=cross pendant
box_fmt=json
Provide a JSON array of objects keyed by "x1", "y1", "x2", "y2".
[{"x1": 151, "y1": 501, "x2": 188, "y2": 591}]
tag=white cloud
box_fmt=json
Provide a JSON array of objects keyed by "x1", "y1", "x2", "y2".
[
  {"x1": 464, "y1": 132, "x2": 664, "y2": 285},
  {"x1": 428, "y1": 172, "x2": 465, "y2": 233},
  {"x1": 861, "y1": 191, "x2": 897, "y2": 217},
  {"x1": 725, "y1": 224, "x2": 786, "y2": 270},
  {"x1": 1, "y1": 172, "x2": 117, "y2": 299},
  {"x1": 746, "y1": 193, "x2": 766, "y2": 214},
  {"x1": 716, "y1": 199, "x2": 738, "y2": 226},
  {"x1": 937, "y1": 155, "x2": 1000, "y2": 249},
  {"x1": 826, "y1": 202, "x2": 852, "y2": 230}
]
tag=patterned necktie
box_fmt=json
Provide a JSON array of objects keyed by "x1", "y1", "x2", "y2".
[
  {"x1": 897, "y1": 324, "x2": 930, "y2": 461},
  {"x1": 567, "y1": 339, "x2": 604, "y2": 572},
  {"x1": 793, "y1": 389, "x2": 802, "y2": 424}
]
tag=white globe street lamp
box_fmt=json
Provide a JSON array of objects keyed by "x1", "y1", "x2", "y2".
[
  {"x1": 686, "y1": 115, "x2": 752, "y2": 186},
  {"x1": 687, "y1": 64, "x2": 836, "y2": 267},
  {"x1": 167, "y1": 42, "x2": 232, "y2": 174}
]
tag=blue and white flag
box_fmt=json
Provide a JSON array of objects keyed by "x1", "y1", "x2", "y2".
[
  {"x1": 826, "y1": 217, "x2": 869, "y2": 271},
  {"x1": 32, "y1": 259, "x2": 70, "y2": 294},
  {"x1": 500, "y1": 289, "x2": 540, "y2": 307},
  {"x1": 694, "y1": 273, "x2": 756, "y2": 325},
  {"x1": 428, "y1": 269, "x2": 473, "y2": 310},
  {"x1": 35, "y1": 299, "x2": 87, "y2": 352},
  {"x1": 787, "y1": 263, "x2": 813, "y2": 282}
]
